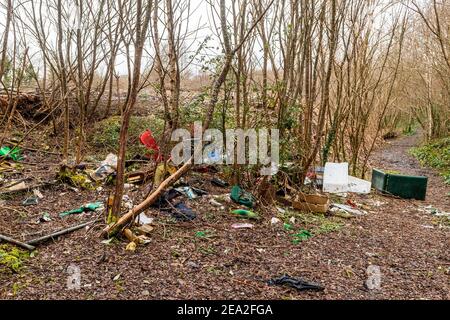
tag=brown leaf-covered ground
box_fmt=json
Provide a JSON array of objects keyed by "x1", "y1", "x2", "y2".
[{"x1": 0, "y1": 133, "x2": 448, "y2": 300}]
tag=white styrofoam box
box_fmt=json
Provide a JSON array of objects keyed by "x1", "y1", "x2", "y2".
[
  {"x1": 323, "y1": 162, "x2": 349, "y2": 193},
  {"x1": 348, "y1": 176, "x2": 371, "y2": 194}
]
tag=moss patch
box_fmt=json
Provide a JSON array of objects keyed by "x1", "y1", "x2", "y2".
[
  {"x1": 88, "y1": 115, "x2": 165, "y2": 160},
  {"x1": 0, "y1": 245, "x2": 30, "y2": 273},
  {"x1": 410, "y1": 137, "x2": 450, "y2": 184}
]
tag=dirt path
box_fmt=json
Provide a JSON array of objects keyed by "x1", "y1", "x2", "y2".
[{"x1": 0, "y1": 133, "x2": 448, "y2": 300}]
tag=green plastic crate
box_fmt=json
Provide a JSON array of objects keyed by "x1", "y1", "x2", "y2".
[{"x1": 371, "y1": 169, "x2": 428, "y2": 200}]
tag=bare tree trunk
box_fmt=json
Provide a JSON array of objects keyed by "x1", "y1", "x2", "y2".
[
  {"x1": 0, "y1": 0, "x2": 12, "y2": 81},
  {"x1": 57, "y1": 0, "x2": 70, "y2": 161},
  {"x1": 110, "y1": 0, "x2": 153, "y2": 221}
]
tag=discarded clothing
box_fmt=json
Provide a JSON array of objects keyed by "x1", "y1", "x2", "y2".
[
  {"x1": 268, "y1": 275, "x2": 324, "y2": 292},
  {"x1": 170, "y1": 202, "x2": 197, "y2": 222},
  {"x1": 152, "y1": 188, "x2": 182, "y2": 209},
  {"x1": 230, "y1": 185, "x2": 255, "y2": 208}
]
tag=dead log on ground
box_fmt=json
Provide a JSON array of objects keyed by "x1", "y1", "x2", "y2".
[
  {"x1": 0, "y1": 234, "x2": 36, "y2": 251},
  {"x1": 27, "y1": 220, "x2": 95, "y2": 245}
]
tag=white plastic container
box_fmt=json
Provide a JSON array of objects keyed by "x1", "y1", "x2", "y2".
[
  {"x1": 323, "y1": 162, "x2": 349, "y2": 193},
  {"x1": 348, "y1": 176, "x2": 371, "y2": 194}
]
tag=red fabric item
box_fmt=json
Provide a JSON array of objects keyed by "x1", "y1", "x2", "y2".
[{"x1": 140, "y1": 129, "x2": 164, "y2": 161}]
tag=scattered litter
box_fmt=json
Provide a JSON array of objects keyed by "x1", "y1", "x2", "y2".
[
  {"x1": 293, "y1": 192, "x2": 330, "y2": 213},
  {"x1": 39, "y1": 212, "x2": 52, "y2": 223},
  {"x1": 323, "y1": 162, "x2": 349, "y2": 194},
  {"x1": 231, "y1": 223, "x2": 254, "y2": 229},
  {"x1": 136, "y1": 235, "x2": 151, "y2": 245},
  {"x1": 208, "y1": 198, "x2": 224, "y2": 210},
  {"x1": 231, "y1": 209, "x2": 259, "y2": 220},
  {"x1": 126, "y1": 171, "x2": 146, "y2": 185},
  {"x1": 22, "y1": 196, "x2": 39, "y2": 206},
  {"x1": 420, "y1": 205, "x2": 450, "y2": 217},
  {"x1": 33, "y1": 189, "x2": 44, "y2": 199},
  {"x1": 4, "y1": 181, "x2": 27, "y2": 192},
  {"x1": 154, "y1": 163, "x2": 177, "y2": 186},
  {"x1": 101, "y1": 238, "x2": 114, "y2": 245},
  {"x1": 126, "y1": 241, "x2": 136, "y2": 251},
  {"x1": 276, "y1": 207, "x2": 286, "y2": 214},
  {"x1": 194, "y1": 164, "x2": 218, "y2": 173},
  {"x1": 330, "y1": 203, "x2": 367, "y2": 216},
  {"x1": 195, "y1": 230, "x2": 214, "y2": 239},
  {"x1": 369, "y1": 200, "x2": 385, "y2": 207},
  {"x1": 271, "y1": 217, "x2": 281, "y2": 225},
  {"x1": 213, "y1": 194, "x2": 232, "y2": 203},
  {"x1": 284, "y1": 223, "x2": 294, "y2": 231},
  {"x1": 0, "y1": 146, "x2": 23, "y2": 161},
  {"x1": 267, "y1": 275, "x2": 324, "y2": 292},
  {"x1": 346, "y1": 199, "x2": 357, "y2": 208},
  {"x1": 59, "y1": 202, "x2": 103, "y2": 217},
  {"x1": 170, "y1": 202, "x2": 197, "y2": 221},
  {"x1": 124, "y1": 228, "x2": 138, "y2": 242},
  {"x1": 211, "y1": 177, "x2": 229, "y2": 187},
  {"x1": 175, "y1": 186, "x2": 198, "y2": 199},
  {"x1": 292, "y1": 229, "x2": 312, "y2": 244},
  {"x1": 91, "y1": 153, "x2": 118, "y2": 181},
  {"x1": 135, "y1": 212, "x2": 154, "y2": 225},
  {"x1": 140, "y1": 129, "x2": 163, "y2": 161},
  {"x1": 152, "y1": 188, "x2": 182, "y2": 209},
  {"x1": 230, "y1": 185, "x2": 255, "y2": 208},
  {"x1": 348, "y1": 176, "x2": 371, "y2": 194},
  {"x1": 323, "y1": 162, "x2": 372, "y2": 194},
  {"x1": 136, "y1": 224, "x2": 154, "y2": 235},
  {"x1": 191, "y1": 187, "x2": 208, "y2": 196},
  {"x1": 123, "y1": 183, "x2": 135, "y2": 190},
  {"x1": 122, "y1": 195, "x2": 134, "y2": 210}
]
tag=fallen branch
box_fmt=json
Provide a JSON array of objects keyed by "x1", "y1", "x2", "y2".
[
  {"x1": 27, "y1": 220, "x2": 96, "y2": 245},
  {"x1": 101, "y1": 158, "x2": 193, "y2": 237},
  {"x1": 0, "y1": 233, "x2": 35, "y2": 251}
]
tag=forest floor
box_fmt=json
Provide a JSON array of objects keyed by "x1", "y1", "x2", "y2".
[{"x1": 0, "y1": 132, "x2": 448, "y2": 300}]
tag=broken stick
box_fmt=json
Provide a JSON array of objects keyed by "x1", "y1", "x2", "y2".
[
  {"x1": 101, "y1": 158, "x2": 194, "y2": 238},
  {"x1": 27, "y1": 220, "x2": 95, "y2": 245},
  {"x1": 0, "y1": 233, "x2": 36, "y2": 251}
]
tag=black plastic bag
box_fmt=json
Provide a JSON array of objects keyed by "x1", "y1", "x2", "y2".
[{"x1": 268, "y1": 275, "x2": 324, "y2": 292}]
